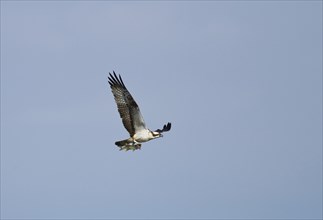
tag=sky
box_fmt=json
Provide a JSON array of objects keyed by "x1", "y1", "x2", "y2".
[{"x1": 1, "y1": 1, "x2": 322, "y2": 219}]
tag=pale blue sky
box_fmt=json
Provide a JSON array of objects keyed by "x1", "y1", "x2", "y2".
[{"x1": 1, "y1": 1, "x2": 322, "y2": 219}]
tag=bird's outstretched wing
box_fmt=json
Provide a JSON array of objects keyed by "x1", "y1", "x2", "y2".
[
  {"x1": 155, "y1": 122, "x2": 172, "y2": 133},
  {"x1": 108, "y1": 72, "x2": 146, "y2": 136}
]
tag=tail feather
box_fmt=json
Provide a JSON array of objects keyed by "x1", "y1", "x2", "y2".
[
  {"x1": 115, "y1": 138, "x2": 141, "y2": 151},
  {"x1": 115, "y1": 139, "x2": 128, "y2": 147}
]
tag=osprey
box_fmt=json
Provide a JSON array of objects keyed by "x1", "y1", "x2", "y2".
[{"x1": 108, "y1": 71, "x2": 171, "y2": 151}]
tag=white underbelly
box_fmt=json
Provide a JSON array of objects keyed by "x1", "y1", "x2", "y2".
[{"x1": 133, "y1": 130, "x2": 151, "y2": 142}]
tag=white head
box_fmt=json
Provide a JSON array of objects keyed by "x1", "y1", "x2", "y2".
[{"x1": 150, "y1": 130, "x2": 163, "y2": 139}]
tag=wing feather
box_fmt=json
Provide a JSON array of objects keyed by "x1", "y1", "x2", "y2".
[
  {"x1": 155, "y1": 122, "x2": 172, "y2": 133},
  {"x1": 108, "y1": 72, "x2": 146, "y2": 136}
]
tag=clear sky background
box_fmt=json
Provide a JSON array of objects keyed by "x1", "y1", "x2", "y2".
[{"x1": 1, "y1": 1, "x2": 322, "y2": 219}]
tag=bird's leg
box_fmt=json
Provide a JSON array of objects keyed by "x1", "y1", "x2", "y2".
[
  {"x1": 133, "y1": 141, "x2": 142, "y2": 150},
  {"x1": 119, "y1": 142, "x2": 139, "y2": 151},
  {"x1": 118, "y1": 141, "x2": 142, "y2": 151},
  {"x1": 134, "y1": 144, "x2": 142, "y2": 150}
]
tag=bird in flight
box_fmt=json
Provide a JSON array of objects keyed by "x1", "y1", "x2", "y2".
[{"x1": 108, "y1": 71, "x2": 171, "y2": 151}]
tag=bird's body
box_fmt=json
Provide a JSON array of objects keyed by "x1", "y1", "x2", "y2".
[
  {"x1": 133, "y1": 129, "x2": 155, "y2": 142},
  {"x1": 108, "y1": 71, "x2": 171, "y2": 151}
]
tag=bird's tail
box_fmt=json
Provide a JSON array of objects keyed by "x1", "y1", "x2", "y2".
[
  {"x1": 115, "y1": 139, "x2": 129, "y2": 147},
  {"x1": 115, "y1": 138, "x2": 141, "y2": 151}
]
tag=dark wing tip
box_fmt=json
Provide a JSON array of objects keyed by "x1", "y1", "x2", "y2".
[
  {"x1": 108, "y1": 71, "x2": 126, "y2": 88},
  {"x1": 155, "y1": 122, "x2": 172, "y2": 133},
  {"x1": 166, "y1": 122, "x2": 171, "y2": 131},
  {"x1": 164, "y1": 122, "x2": 171, "y2": 132}
]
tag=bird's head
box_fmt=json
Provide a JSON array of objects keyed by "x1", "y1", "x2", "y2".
[{"x1": 151, "y1": 131, "x2": 163, "y2": 138}]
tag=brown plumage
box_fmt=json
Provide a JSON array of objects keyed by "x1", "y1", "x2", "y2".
[
  {"x1": 108, "y1": 71, "x2": 146, "y2": 136},
  {"x1": 108, "y1": 71, "x2": 172, "y2": 151}
]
